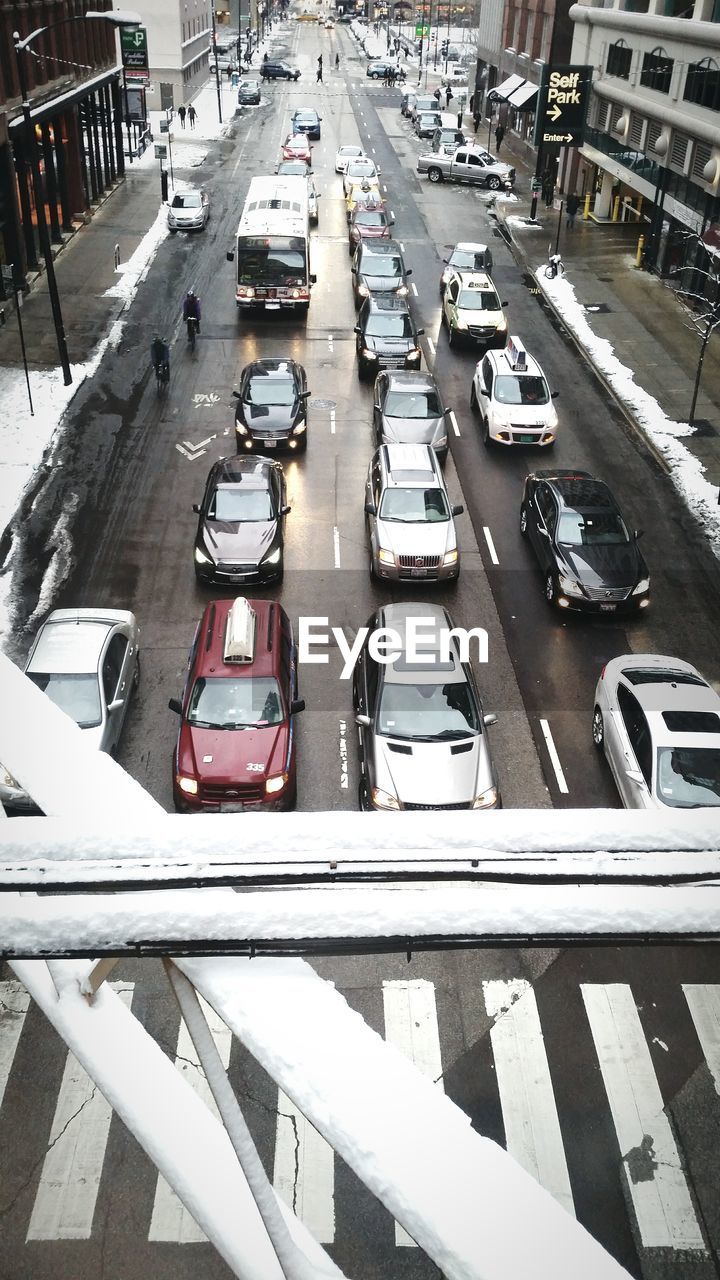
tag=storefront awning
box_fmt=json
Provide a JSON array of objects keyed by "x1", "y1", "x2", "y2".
[
  {"x1": 507, "y1": 80, "x2": 538, "y2": 110},
  {"x1": 488, "y1": 74, "x2": 525, "y2": 102}
]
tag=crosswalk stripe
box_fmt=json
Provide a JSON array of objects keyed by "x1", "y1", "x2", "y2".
[
  {"x1": 581, "y1": 983, "x2": 706, "y2": 1251},
  {"x1": 27, "y1": 983, "x2": 134, "y2": 1241},
  {"x1": 682, "y1": 984, "x2": 720, "y2": 1092},
  {"x1": 483, "y1": 979, "x2": 575, "y2": 1217},
  {"x1": 383, "y1": 979, "x2": 444, "y2": 1246},
  {"x1": 148, "y1": 998, "x2": 232, "y2": 1242},
  {"x1": 0, "y1": 980, "x2": 30, "y2": 1109}
]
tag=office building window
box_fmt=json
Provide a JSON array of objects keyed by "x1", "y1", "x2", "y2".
[
  {"x1": 684, "y1": 58, "x2": 720, "y2": 111},
  {"x1": 607, "y1": 40, "x2": 632, "y2": 79},
  {"x1": 640, "y1": 48, "x2": 673, "y2": 93}
]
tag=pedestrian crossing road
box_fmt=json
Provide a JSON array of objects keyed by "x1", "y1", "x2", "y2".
[{"x1": 1, "y1": 971, "x2": 719, "y2": 1278}]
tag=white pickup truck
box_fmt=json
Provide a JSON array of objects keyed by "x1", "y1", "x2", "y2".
[{"x1": 417, "y1": 145, "x2": 515, "y2": 191}]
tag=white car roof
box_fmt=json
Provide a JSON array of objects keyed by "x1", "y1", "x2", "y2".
[
  {"x1": 28, "y1": 619, "x2": 111, "y2": 674},
  {"x1": 455, "y1": 241, "x2": 490, "y2": 253}
]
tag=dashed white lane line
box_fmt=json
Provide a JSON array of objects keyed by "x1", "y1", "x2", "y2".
[
  {"x1": 333, "y1": 526, "x2": 341, "y2": 568},
  {"x1": 399, "y1": 242, "x2": 405, "y2": 251},
  {"x1": 426, "y1": 336, "x2": 436, "y2": 357},
  {"x1": 539, "y1": 719, "x2": 569, "y2": 794},
  {"x1": 447, "y1": 409, "x2": 460, "y2": 437},
  {"x1": 483, "y1": 527, "x2": 499, "y2": 565},
  {"x1": 382, "y1": 184, "x2": 387, "y2": 193},
  {"x1": 328, "y1": 333, "x2": 334, "y2": 352},
  {"x1": 410, "y1": 282, "x2": 418, "y2": 297},
  {"x1": 329, "y1": 407, "x2": 336, "y2": 434}
]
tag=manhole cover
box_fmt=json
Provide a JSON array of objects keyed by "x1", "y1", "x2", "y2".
[
  {"x1": 309, "y1": 398, "x2": 337, "y2": 409},
  {"x1": 690, "y1": 418, "x2": 717, "y2": 438}
]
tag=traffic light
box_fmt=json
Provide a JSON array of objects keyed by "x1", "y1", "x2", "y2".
[{"x1": 441, "y1": 39, "x2": 449, "y2": 56}]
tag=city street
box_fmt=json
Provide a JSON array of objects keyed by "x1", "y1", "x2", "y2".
[{"x1": 1, "y1": 15, "x2": 720, "y2": 1280}]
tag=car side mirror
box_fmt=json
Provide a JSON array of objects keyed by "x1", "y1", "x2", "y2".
[
  {"x1": 168, "y1": 698, "x2": 183, "y2": 715},
  {"x1": 390, "y1": 213, "x2": 395, "y2": 223},
  {"x1": 625, "y1": 768, "x2": 644, "y2": 785},
  {"x1": 551, "y1": 390, "x2": 559, "y2": 399},
  {"x1": 502, "y1": 300, "x2": 509, "y2": 306},
  {"x1": 108, "y1": 697, "x2": 124, "y2": 713},
  {"x1": 634, "y1": 529, "x2": 644, "y2": 540},
  {"x1": 310, "y1": 273, "x2": 317, "y2": 284},
  {"x1": 442, "y1": 258, "x2": 448, "y2": 265},
  {"x1": 451, "y1": 504, "x2": 464, "y2": 516},
  {"x1": 478, "y1": 384, "x2": 488, "y2": 395},
  {"x1": 373, "y1": 403, "x2": 381, "y2": 412},
  {"x1": 354, "y1": 325, "x2": 362, "y2": 334},
  {"x1": 444, "y1": 406, "x2": 453, "y2": 416},
  {"x1": 364, "y1": 500, "x2": 376, "y2": 515},
  {"x1": 316, "y1": 192, "x2": 322, "y2": 198},
  {"x1": 483, "y1": 713, "x2": 497, "y2": 727},
  {"x1": 226, "y1": 250, "x2": 235, "y2": 262},
  {"x1": 232, "y1": 390, "x2": 241, "y2": 399},
  {"x1": 351, "y1": 267, "x2": 356, "y2": 274},
  {"x1": 192, "y1": 503, "x2": 201, "y2": 514},
  {"x1": 406, "y1": 267, "x2": 413, "y2": 276},
  {"x1": 281, "y1": 504, "x2": 292, "y2": 515},
  {"x1": 416, "y1": 328, "x2": 425, "y2": 336},
  {"x1": 300, "y1": 389, "x2": 311, "y2": 398},
  {"x1": 291, "y1": 698, "x2": 306, "y2": 714},
  {"x1": 355, "y1": 713, "x2": 371, "y2": 728}
]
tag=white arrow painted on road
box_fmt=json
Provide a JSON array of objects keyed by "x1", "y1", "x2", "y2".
[{"x1": 176, "y1": 434, "x2": 216, "y2": 461}]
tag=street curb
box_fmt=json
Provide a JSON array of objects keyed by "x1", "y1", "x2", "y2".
[{"x1": 495, "y1": 207, "x2": 673, "y2": 479}]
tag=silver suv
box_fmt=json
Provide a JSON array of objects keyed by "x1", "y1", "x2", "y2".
[
  {"x1": 365, "y1": 444, "x2": 462, "y2": 582},
  {"x1": 352, "y1": 602, "x2": 500, "y2": 811}
]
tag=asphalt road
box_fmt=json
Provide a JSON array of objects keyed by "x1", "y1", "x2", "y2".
[{"x1": 2, "y1": 17, "x2": 720, "y2": 1280}]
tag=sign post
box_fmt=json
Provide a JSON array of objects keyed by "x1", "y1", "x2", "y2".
[
  {"x1": 529, "y1": 63, "x2": 592, "y2": 222},
  {"x1": 120, "y1": 27, "x2": 149, "y2": 163}
]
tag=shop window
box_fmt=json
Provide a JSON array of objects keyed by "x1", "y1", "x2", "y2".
[
  {"x1": 640, "y1": 48, "x2": 673, "y2": 93},
  {"x1": 606, "y1": 40, "x2": 632, "y2": 79},
  {"x1": 691, "y1": 140, "x2": 712, "y2": 180},
  {"x1": 670, "y1": 131, "x2": 689, "y2": 170},
  {"x1": 684, "y1": 58, "x2": 720, "y2": 112}
]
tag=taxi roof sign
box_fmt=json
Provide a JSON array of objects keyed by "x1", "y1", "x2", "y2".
[
  {"x1": 505, "y1": 336, "x2": 527, "y2": 371},
  {"x1": 224, "y1": 598, "x2": 256, "y2": 663}
]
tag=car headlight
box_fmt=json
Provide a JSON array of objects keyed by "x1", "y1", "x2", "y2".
[
  {"x1": 492, "y1": 413, "x2": 511, "y2": 429},
  {"x1": 371, "y1": 786, "x2": 400, "y2": 810},
  {"x1": 235, "y1": 420, "x2": 248, "y2": 435},
  {"x1": 434, "y1": 435, "x2": 448, "y2": 449},
  {"x1": 396, "y1": 284, "x2": 408, "y2": 297},
  {"x1": 407, "y1": 347, "x2": 421, "y2": 360},
  {"x1": 558, "y1": 573, "x2": 584, "y2": 598},
  {"x1": 194, "y1": 548, "x2": 212, "y2": 565},
  {"x1": 177, "y1": 775, "x2": 198, "y2": 796},
  {"x1": 2, "y1": 769, "x2": 19, "y2": 788},
  {"x1": 265, "y1": 773, "x2": 288, "y2": 795},
  {"x1": 472, "y1": 786, "x2": 498, "y2": 810},
  {"x1": 378, "y1": 548, "x2": 395, "y2": 565},
  {"x1": 632, "y1": 578, "x2": 650, "y2": 595},
  {"x1": 263, "y1": 548, "x2": 281, "y2": 565},
  {"x1": 496, "y1": 319, "x2": 508, "y2": 332},
  {"x1": 357, "y1": 283, "x2": 370, "y2": 298},
  {"x1": 362, "y1": 348, "x2": 378, "y2": 360},
  {"x1": 443, "y1": 550, "x2": 458, "y2": 565},
  {"x1": 292, "y1": 421, "x2": 307, "y2": 434},
  {"x1": 454, "y1": 318, "x2": 468, "y2": 331}
]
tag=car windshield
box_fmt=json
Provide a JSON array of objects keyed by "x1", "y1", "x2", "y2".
[
  {"x1": 356, "y1": 211, "x2": 387, "y2": 226},
  {"x1": 340, "y1": 147, "x2": 363, "y2": 158},
  {"x1": 656, "y1": 747, "x2": 720, "y2": 808},
  {"x1": 171, "y1": 193, "x2": 202, "y2": 209},
  {"x1": 187, "y1": 676, "x2": 284, "y2": 729},
  {"x1": 209, "y1": 488, "x2": 274, "y2": 522},
  {"x1": 458, "y1": 289, "x2": 499, "y2": 310},
  {"x1": 494, "y1": 375, "x2": 549, "y2": 405},
  {"x1": 365, "y1": 313, "x2": 414, "y2": 337},
  {"x1": 379, "y1": 487, "x2": 449, "y2": 522},
  {"x1": 384, "y1": 390, "x2": 442, "y2": 418},
  {"x1": 363, "y1": 255, "x2": 402, "y2": 278},
  {"x1": 419, "y1": 114, "x2": 440, "y2": 124},
  {"x1": 278, "y1": 163, "x2": 307, "y2": 174},
  {"x1": 377, "y1": 679, "x2": 480, "y2": 740},
  {"x1": 295, "y1": 113, "x2": 317, "y2": 123},
  {"x1": 450, "y1": 249, "x2": 488, "y2": 270},
  {"x1": 27, "y1": 672, "x2": 102, "y2": 729},
  {"x1": 246, "y1": 376, "x2": 294, "y2": 405},
  {"x1": 347, "y1": 161, "x2": 376, "y2": 177},
  {"x1": 557, "y1": 509, "x2": 629, "y2": 546}
]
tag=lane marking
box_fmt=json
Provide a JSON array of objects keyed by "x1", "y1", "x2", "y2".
[
  {"x1": 27, "y1": 984, "x2": 134, "y2": 1241},
  {"x1": 410, "y1": 282, "x2": 418, "y2": 297},
  {"x1": 0, "y1": 981, "x2": 30, "y2": 1108},
  {"x1": 582, "y1": 984, "x2": 706, "y2": 1251},
  {"x1": 275, "y1": 1090, "x2": 335, "y2": 1241},
  {"x1": 485, "y1": 980, "x2": 575, "y2": 1216},
  {"x1": 329, "y1": 407, "x2": 336, "y2": 435},
  {"x1": 328, "y1": 333, "x2": 334, "y2": 352},
  {"x1": 149, "y1": 999, "x2": 232, "y2": 1241},
  {"x1": 382, "y1": 184, "x2": 387, "y2": 192},
  {"x1": 447, "y1": 409, "x2": 460, "y2": 437},
  {"x1": 383, "y1": 980, "x2": 443, "y2": 1246},
  {"x1": 426, "y1": 335, "x2": 436, "y2": 356},
  {"x1": 399, "y1": 242, "x2": 405, "y2": 251},
  {"x1": 338, "y1": 718, "x2": 348, "y2": 791},
  {"x1": 539, "y1": 718, "x2": 569, "y2": 794},
  {"x1": 333, "y1": 526, "x2": 341, "y2": 567},
  {"x1": 483, "y1": 526, "x2": 499, "y2": 564}
]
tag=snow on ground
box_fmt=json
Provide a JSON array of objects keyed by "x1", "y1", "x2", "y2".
[{"x1": 537, "y1": 266, "x2": 720, "y2": 555}]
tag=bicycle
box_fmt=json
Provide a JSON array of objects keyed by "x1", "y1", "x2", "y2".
[
  {"x1": 186, "y1": 315, "x2": 198, "y2": 351},
  {"x1": 544, "y1": 249, "x2": 564, "y2": 280},
  {"x1": 155, "y1": 360, "x2": 170, "y2": 394}
]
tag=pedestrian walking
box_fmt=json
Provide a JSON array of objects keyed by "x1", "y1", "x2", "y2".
[
  {"x1": 317, "y1": 54, "x2": 323, "y2": 83},
  {"x1": 433, "y1": 87, "x2": 441, "y2": 105},
  {"x1": 188, "y1": 104, "x2": 197, "y2": 129},
  {"x1": 542, "y1": 170, "x2": 554, "y2": 207},
  {"x1": 566, "y1": 191, "x2": 580, "y2": 229},
  {"x1": 389, "y1": 66, "x2": 396, "y2": 86},
  {"x1": 445, "y1": 84, "x2": 452, "y2": 109},
  {"x1": 178, "y1": 104, "x2": 186, "y2": 128},
  {"x1": 457, "y1": 108, "x2": 463, "y2": 129},
  {"x1": 226, "y1": 63, "x2": 232, "y2": 80},
  {"x1": 494, "y1": 122, "x2": 505, "y2": 154},
  {"x1": 335, "y1": 52, "x2": 339, "y2": 68},
  {"x1": 473, "y1": 110, "x2": 481, "y2": 134}
]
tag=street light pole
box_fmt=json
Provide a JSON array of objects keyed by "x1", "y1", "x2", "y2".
[{"x1": 210, "y1": 4, "x2": 224, "y2": 124}]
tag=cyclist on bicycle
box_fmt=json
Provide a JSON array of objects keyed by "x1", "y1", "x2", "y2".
[
  {"x1": 182, "y1": 289, "x2": 201, "y2": 333},
  {"x1": 151, "y1": 334, "x2": 170, "y2": 378}
]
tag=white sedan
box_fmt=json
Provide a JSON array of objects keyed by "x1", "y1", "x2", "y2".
[
  {"x1": 343, "y1": 157, "x2": 381, "y2": 195},
  {"x1": 335, "y1": 144, "x2": 365, "y2": 173}
]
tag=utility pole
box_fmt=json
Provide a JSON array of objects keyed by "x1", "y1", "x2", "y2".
[{"x1": 210, "y1": 3, "x2": 223, "y2": 124}]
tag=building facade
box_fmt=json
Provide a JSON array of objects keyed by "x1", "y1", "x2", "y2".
[
  {"x1": 564, "y1": 0, "x2": 720, "y2": 271},
  {"x1": 141, "y1": 0, "x2": 213, "y2": 107},
  {"x1": 0, "y1": 0, "x2": 125, "y2": 293}
]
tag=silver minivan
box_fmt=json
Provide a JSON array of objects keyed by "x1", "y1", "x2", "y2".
[{"x1": 365, "y1": 443, "x2": 462, "y2": 582}]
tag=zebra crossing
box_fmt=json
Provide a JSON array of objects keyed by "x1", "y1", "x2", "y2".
[{"x1": 0, "y1": 975, "x2": 718, "y2": 1263}]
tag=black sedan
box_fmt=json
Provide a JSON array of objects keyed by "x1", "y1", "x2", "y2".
[
  {"x1": 233, "y1": 358, "x2": 310, "y2": 453},
  {"x1": 519, "y1": 470, "x2": 650, "y2": 614},
  {"x1": 354, "y1": 296, "x2": 424, "y2": 381},
  {"x1": 237, "y1": 79, "x2": 261, "y2": 105},
  {"x1": 193, "y1": 456, "x2": 290, "y2": 585},
  {"x1": 351, "y1": 239, "x2": 412, "y2": 306},
  {"x1": 291, "y1": 107, "x2": 322, "y2": 139}
]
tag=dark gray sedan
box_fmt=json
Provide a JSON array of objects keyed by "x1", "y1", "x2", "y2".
[
  {"x1": 237, "y1": 79, "x2": 261, "y2": 104},
  {"x1": 193, "y1": 455, "x2": 290, "y2": 585}
]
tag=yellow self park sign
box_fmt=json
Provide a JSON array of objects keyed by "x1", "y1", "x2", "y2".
[{"x1": 533, "y1": 64, "x2": 592, "y2": 149}]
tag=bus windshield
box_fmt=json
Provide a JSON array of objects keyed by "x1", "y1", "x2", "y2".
[{"x1": 237, "y1": 242, "x2": 307, "y2": 288}]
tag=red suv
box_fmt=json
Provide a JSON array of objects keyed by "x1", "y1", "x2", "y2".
[{"x1": 169, "y1": 597, "x2": 304, "y2": 811}]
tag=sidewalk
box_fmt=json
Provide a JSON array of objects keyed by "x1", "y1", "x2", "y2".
[{"x1": 473, "y1": 126, "x2": 720, "y2": 550}]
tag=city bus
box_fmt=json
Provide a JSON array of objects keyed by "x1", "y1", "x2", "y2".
[{"x1": 227, "y1": 175, "x2": 315, "y2": 314}]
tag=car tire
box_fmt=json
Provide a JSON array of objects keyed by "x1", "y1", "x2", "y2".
[
  {"x1": 427, "y1": 167, "x2": 443, "y2": 184},
  {"x1": 545, "y1": 572, "x2": 556, "y2": 606},
  {"x1": 358, "y1": 779, "x2": 371, "y2": 811},
  {"x1": 519, "y1": 504, "x2": 528, "y2": 537},
  {"x1": 487, "y1": 176, "x2": 501, "y2": 191},
  {"x1": 481, "y1": 416, "x2": 491, "y2": 447},
  {"x1": 358, "y1": 361, "x2": 367, "y2": 382},
  {"x1": 592, "y1": 707, "x2": 605, "y2": 749},
  {"x1": 369, "y1": 552, "x2": 377, "y2": 580},
  {"x1": 447, "y1": 325, "x2": 456, "y2": 348},
  {"x1": 470, "y1": 383, "x2": 478, "y2": 413}
]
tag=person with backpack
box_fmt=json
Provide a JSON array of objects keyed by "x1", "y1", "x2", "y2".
[
  {"x1": 494, "y1": 122, "x2": 505, "y2": 153},
  {"x1": 188, "y1": 104, "x2": 197, "y2": 129},
  {"x1": 178, "y1": 104, "x2": 186, "y2": 128}
]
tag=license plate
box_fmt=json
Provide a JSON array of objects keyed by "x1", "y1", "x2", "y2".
[
  {"x1": 219, "y1": 802, "x2": 247, "y2": 812},
  {"x1": 518, "y1": 434, "x2": 536, "y2": 443},
  {"x1": 263, "y1": 438, "x2": 278, "y2": 447},
  {"x1": 265, "y1": 302, "x2": 280, "y2": 310},
  {"x1": 599, "y1": 603, "x2": 616, "y2": 612},
  {"x1": 410, "y1": 568, "x2": 427, "y2": 577}
]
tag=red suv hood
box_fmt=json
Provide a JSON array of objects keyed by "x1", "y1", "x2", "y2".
[{"x1": 179, "y1": 721, "x2": 289, "y2": 785}]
